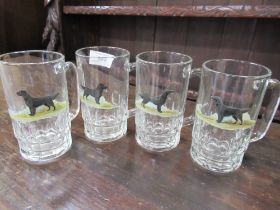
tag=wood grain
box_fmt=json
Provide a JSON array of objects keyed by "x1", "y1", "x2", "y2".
[
  {"x1": 248, "y1": 18, "x2": 280, "y2": 75},
  {"x1": 0, "y1": 1, "x2": 7, "y2": 54},
  {"x1": 217, "y1": 18, "x2": 257, "y2": 59},
  {"x1": 0, "y1": 0, "x2": 46, "y2": 53},
  {"x1": 63, "y1": 5, "x2": 280, "y2": 18},
  {"x1": 154, "y1": 0, "x2": 193, "y2": 53},
  {"x1": 2, "y1": 1, "x2": 279, "y2": 117},
  {"x1": 60, "y1": 0, "x2": 280, "y2": 119},
  {"x1": 0, "y1": 84, "x2": 280, "y2": 210}
]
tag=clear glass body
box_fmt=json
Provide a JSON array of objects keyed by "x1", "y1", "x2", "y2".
[
  {"x1": 76, "y1": 46, "x2": 130, "y2": 143},
  {"x1": 0, "y1": 50, "x2": 79, "y2": 164},
  {"x1": 191, "y1": 59, "x2": 279, "y2": 173},
  {"x1": 135, "y1": 51, "x2": 192, "y2": 152}
]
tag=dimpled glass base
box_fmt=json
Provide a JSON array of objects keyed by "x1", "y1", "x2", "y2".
[
  {"x1": 84, "y1": 120, "x2": 127, "y2": 143},
  {"x1": 81, "y1": 101, "x2": 127, "y2": 143},
  {"x1": 12, "y1": 109, "x2": 72, "y2": 164},
  {"x1": 190, "y1": 115, "x2": 251, "y2": 173},
  {"x1": 135, "y1": 108, "x2": 183, "y2": 152}
]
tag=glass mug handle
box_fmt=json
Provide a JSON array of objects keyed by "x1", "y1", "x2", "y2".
[
  {"x1": 183, "y1": 68, "x2": 202, "y2": 126},
  {"x1": 127, "y1": 62, "x2": 136, "y2": 118},
  {"x1": 250, "y1": 79, "x2": 280, "y2": 142},
  {"x1": 65, "y1": 61, "x2": 80, "y2": 120}
]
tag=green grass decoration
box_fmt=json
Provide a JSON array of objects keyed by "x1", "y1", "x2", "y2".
[
  {"x1": 136, "y1": 100, "x2": 179, "y2": 117},
  {"x1": 10, "y1": 101, "x2": 68, "y2": 122},
  {"x1": 80, "y1": 95, "x2": 114, "y2": 110},
  {"x1": 195, "y1": 105, "x2": 256, "y2": 130}
]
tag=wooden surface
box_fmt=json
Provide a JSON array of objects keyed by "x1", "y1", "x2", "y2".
[
  {"x1": 62, "y1": 1, "x2": 280, "y2": 82},
  {"x1": 62, "y1": 0, "x2": 280, "y2": 119},
  {"x1": 62, "y1": 0, "x2": 280, "y2": 70},
  {"x1": 0, "y1": 0, "x2": 279, "y2": 118},
  {"x1": 63, "y1": 5, "x2": 280, "y2": 18},
  {"x1": 0, "y1": 0, "x2": 46, "y2": 54},
  {"x1": 0, "y1": 85, "x2": 280, "y2": 210}
]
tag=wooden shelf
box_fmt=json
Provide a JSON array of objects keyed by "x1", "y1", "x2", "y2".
[{"x1": 63, "y1": 5, "x2": 280, "y2": 18}]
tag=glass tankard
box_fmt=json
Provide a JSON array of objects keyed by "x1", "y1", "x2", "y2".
[
  {"x1": 191, "y1": 59, "x2": 280, "y2": 173},
  {"x1": 0, "y1": 50, "x2": 79, "y2": 164},
  {"x1": 76, "y1": 46, "x2": 134, "y2": 143},
  {"x1": 135, "y1": 51, "x2": 193, "y2": 152}
]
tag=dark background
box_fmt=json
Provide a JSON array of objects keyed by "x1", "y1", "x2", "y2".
[
  {"x1": 0, "y1": 0, "x2": 279, "y2": 118},
  {"x1": 0, "y1": 1, "x2": 46, "y2": 54},
  {"x1": 1, "y1": 1, "x2": 280, "y2": 71}
]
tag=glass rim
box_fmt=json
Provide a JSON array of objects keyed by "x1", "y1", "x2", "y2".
[
  {"x1": 203, "y1": 59, "x2": 272, "y2": 79},
  {"x1": 75, "y1": 46, "x2": 130, "y2": 58},
  {"x1": 136, "y1": 51, "x2": 193, "y2": 66},
  {"x1": 0, "y1": 50, "x2": 65, "y2": 66}
]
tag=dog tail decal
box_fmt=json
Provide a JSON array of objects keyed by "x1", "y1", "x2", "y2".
[
  {"x1": 139, "y1": 93, "x2": 149, "y2": 99},
  {"x1": 240, "y1": 108, "x2": 250, "y2": 113},
  {"x1": 52, "y1": 93, "x2": 59, "y2": 99}
]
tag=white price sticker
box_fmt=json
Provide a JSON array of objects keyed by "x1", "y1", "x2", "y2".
[{"x1": 89, "y1": 50, "x2": 115, "y2": 68}]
